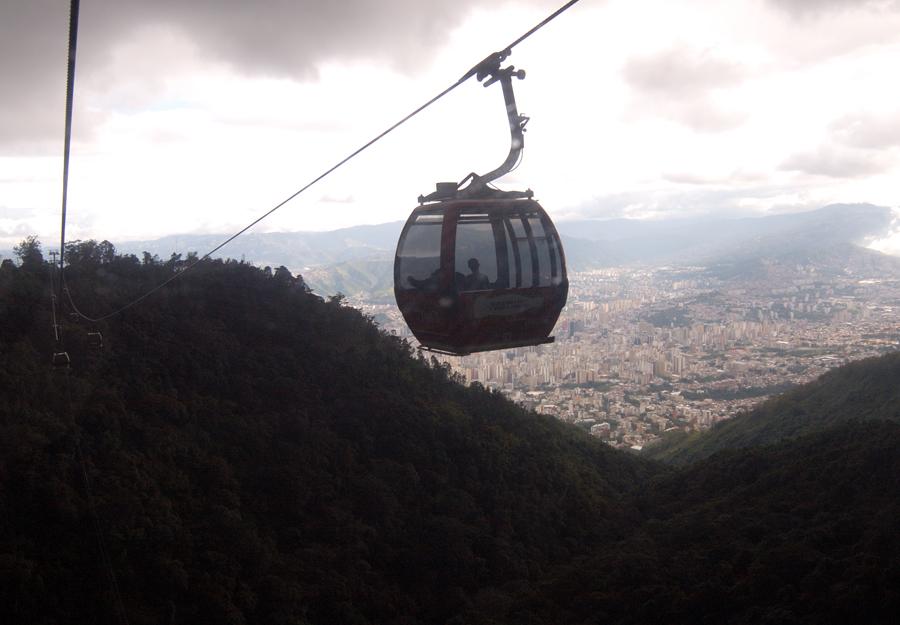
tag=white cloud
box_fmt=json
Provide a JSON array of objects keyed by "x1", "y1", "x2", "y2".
[
  {"x1": 769, "y1": 0, "x2": 899, "y2": 19},
  {"x1": 866, "y1": 206, "x2": 900, "y2": 255},
  {"x1": 622, "y1": 46, "x2": 749, "y2": 132},
  {"x1": 623, "y1": 47, "x2": 746, "y2": 95},
  {"x1": 2, "y1": 0, "x2": 899, "y2": 245},
  {"x1": 662, "y1": 169, "x2": 768, "y2": 186},
  {"x1": 780, "y1": 146, "x2": 891, "y2": 178},
  {"x1": 831, "y1": 112, "x2": 900, "y2": 149}
]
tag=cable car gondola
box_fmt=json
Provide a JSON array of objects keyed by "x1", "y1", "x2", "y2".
[{"x1": 394, "y1": 51, "x2": 568, "y2": 356}]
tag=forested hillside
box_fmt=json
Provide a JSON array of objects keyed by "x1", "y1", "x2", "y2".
[
  {"x1": 0, "y1": 240, "x2": 650, "y2": 625},
  {"x1": 1, "y1": 239, "x2": 898, "y2": 625},
  {"x1": 498, "y1": 420, "x2": 900, "y2": 625},
  {"x1": 644, "y1": 351, "x2": 900, "y2": 465}
]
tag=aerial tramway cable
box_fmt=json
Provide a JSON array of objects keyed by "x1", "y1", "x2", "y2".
[
  {"x1": 57, "y1": 5, "x2": 131, "y2": 623},
  {"x1": 49, "y1": 0, "x2": 81, "y2": 365},
  {"x1": 59, "y1": 0, "x2": 585, "y2": 324},
  {"x1": 59, "y1": 0, "x2": 79, "y2": 298}
]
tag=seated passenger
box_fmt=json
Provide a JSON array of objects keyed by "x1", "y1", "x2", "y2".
[{"x1": 463, "y1": 258, "x2": 490, "y2": 291}]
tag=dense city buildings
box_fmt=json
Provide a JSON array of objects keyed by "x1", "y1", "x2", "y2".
[{"x1": 353, "y1": 266, "x2": 900, "y2": 450}]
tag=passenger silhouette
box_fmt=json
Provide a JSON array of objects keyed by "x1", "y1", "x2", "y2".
[{"x1": 464, "y1": 258, "x2": 490, "y2": 291}]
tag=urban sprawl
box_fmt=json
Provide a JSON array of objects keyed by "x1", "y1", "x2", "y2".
[{"x1": 354, "y1": 267, "x2": 900, "y2": 451}]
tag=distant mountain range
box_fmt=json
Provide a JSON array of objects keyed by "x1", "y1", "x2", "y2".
[
  {"x1": 560, "y1": 202, "x2": 892, "y2": 262},
  {"x1": 306, "y1": 203, "x2": 897, "y2": 294},
  {"x1": 7, "y1": 203, "x2": 889, "y2": 297},
  {"x1": 116, "y1": 221, "x2": 402, "y2": 271}
]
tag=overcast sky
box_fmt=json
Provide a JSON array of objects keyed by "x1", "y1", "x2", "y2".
[{"x1": 1, "y1": 0, "x2": 899, "y2": 253}]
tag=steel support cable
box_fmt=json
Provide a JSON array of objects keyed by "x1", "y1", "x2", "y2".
[
  {"x1": 503, "y1": 0, "x2": 583, "y2": 51},
  {"x1": 56, "y1": 9, "x2": 130, "y2": 623},
  {"x1": 59, "y1": 0, "x2": 79, "y2": 295},
  {"x1": 49, "y1": 260, "x2": 61, "y2": 342},
  {"x1": 61, "y1": 0, "x2": 584, "y2": 323}
]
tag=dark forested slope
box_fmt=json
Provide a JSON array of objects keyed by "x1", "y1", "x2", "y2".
[
  {"x1": 644, "y1": 351, "x2": 900, "y2": 465},
  {"x1": 2, "y1": 241, "x2": 898, "y2": 625},
  {"x1": 503, "y1": 420, "x2": 900, "y2": 625},
  {"x1": 0, "y1": 243, "x2": 649, "y2": 625}
]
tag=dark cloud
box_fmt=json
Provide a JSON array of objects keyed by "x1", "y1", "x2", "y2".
[
  {"x1": 0, "y1": 1, "x2": 67, "y2": 149},
  {"x1": 1, "y1": 0, "x2": 532, "y2": 152},
  {"x1": 780, "y1": 146, "x2": 889, "y2": 177},
  {"x1": 109, "y1": 0, "x2": 487, "y2": 77}
]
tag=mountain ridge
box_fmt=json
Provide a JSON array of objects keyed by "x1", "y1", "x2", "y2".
[{"x1": 4, "y1": 204, "x2": 896, "y2": 280}]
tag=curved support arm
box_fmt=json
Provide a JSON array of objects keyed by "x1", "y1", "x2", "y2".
[
  {"x1": 418, "y1": 51, "x2": 532, "y2": 204},
  {"x1": 458, "y1": 65, "x2": 529, "y2": 198}
]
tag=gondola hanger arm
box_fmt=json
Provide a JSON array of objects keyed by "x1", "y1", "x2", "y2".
[{"x1": 420, "y1": 50, "x2": 531, "y2": 203}]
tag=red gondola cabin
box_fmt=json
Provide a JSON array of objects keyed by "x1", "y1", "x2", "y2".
[{"x1": 394, "y1": 197, "x2": 567, "y2": 355}]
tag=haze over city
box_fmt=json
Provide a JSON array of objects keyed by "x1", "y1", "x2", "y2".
[{"x1": 2, "y1": 0, "x2": 900, "y2": 253}]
